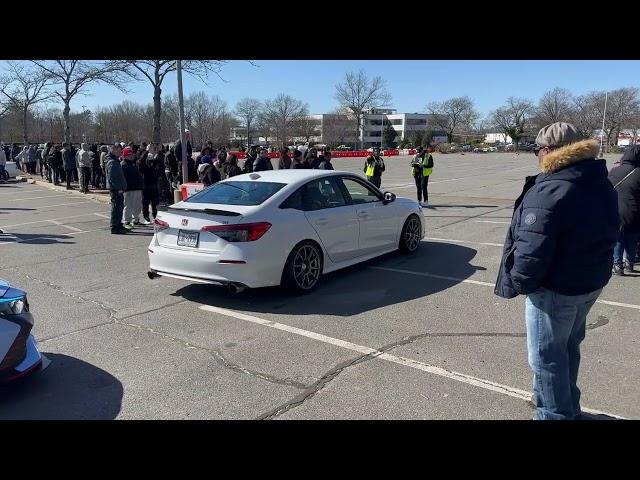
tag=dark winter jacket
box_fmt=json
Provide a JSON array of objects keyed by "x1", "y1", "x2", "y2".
[
  {"x1": 253, "y1": 155, "x2": 273, "y2": 172},
  {"x1": 244, "y1": 154, "x2": 257, "y2": 173},
  {"x1": 317, "y1": 156, "x2": 334, "y2": 170},
  {"x1": 495, "y1": 140, "x2": 619, "y2": 299},
  {"x1": 164, "y1": 151, "x2": 178, "y2": 176},
  {"x1": 174, "y1": 139, "x2": 192, "y2": 164},
  {"x1": 199, "y1": 163, "x2": 221, "y2": 186},
  {"x1": 48, "y1": 150, "x2": 63, "y2": 169},
  {"x1": 225, "y1": 164, "x2": 243, "y2": 178},
  {"x1": 608, "y1": 145, "x2": 640, "y2": 232},
  {"x1": 105, "y1": 153, "x2": 127, "y2": 191},
  {"x1": 139, "y1": 156, "x2": 160, "y2": 191},
  {"x1": 121, "y1": 159, "x2": 143, "y2": 191},
  {"x1": 62, "y1": 148, "x2": 75, "y2": 170}
]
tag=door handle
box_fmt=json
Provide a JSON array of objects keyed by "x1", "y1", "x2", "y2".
[
  {"x1": 315, "y1": 218, "x2": 328, "y2": 225},
  {"x1": 357, "y1": 212, "x2": 370, "y2": 218}
]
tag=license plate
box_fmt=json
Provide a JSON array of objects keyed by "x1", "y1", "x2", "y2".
[{"x1": 177, "y1": 230, "x2": 199, "y2": 247}]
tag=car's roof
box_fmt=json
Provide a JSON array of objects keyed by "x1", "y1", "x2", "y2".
[{"x1": 222, "y1": 169, "x2": 359, "y2": 185}]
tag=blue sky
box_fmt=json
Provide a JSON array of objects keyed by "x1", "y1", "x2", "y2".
[{"x1": 7, "y1": 60, "x2": 640, "y2": 116}]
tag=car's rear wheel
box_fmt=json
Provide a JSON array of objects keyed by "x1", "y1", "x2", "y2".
[
  {"x1": 282, "y1": 240, "x2": 323, "y2": 293},
  {"x1": 399, "y1": 214, "x2": 421, "y2": 253}
]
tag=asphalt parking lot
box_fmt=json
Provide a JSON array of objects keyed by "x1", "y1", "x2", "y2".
[{"x1": 0, "y1": 152, "x2": 637, "y2": 420}]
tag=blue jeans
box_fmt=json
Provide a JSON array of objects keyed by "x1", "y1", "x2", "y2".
[
  {"x1": 613, "y1": 229, "x2": 638, "y2": 266},
  {"x1": 525, "y1": 287, "x2": 602, "y2": 420}
]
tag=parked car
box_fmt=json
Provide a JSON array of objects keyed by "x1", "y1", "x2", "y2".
[
  {"x1": 0, "y1": 278, "x2": 49, "y2": 383},
  {"x1": 148, "y1": 170, "x2": 424, "y2": 293},
  {"x1": 335, "y1": 145, "x2": 352, "y2": 151}
]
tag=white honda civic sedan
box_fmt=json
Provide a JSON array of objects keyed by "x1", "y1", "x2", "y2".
[{"x1": 147, "y1": 170, "x2": 424, "y2": 293}]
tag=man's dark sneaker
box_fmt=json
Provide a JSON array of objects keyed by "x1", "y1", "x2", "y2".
[
  {"x1": 612, "y1": 264, "x2": 625, "y2": 276},
  {"x1": 624, "y1": 261, "x2": 636, "y2": 274},
  {"x1": 111, "y1": 227, "x2": 129, "y2": 234}
]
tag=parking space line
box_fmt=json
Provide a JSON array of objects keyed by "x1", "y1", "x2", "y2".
[
  {"x1": 425, "y1": 237, "x2": 504, "y2": 247},
  {"x1": 0, "y1": 212, "x2": 109, "y2": 229},
  {"x1": 370, "y1": 266, "x2": 640, "y2": 311},
  {"x1": 47, "y1": 220, "x2": 85, "y2": 232},
  {"x1": 93, "y1": 213, "x2": 111, "y2": 219},
  {"x1": 198, "y1": 304, "x2": 626, "y2": 419},
  {"x1": 4, "y1": 194, "x2": 70, "y2": 202},
  {"x1": 474, "y1": 220, "x2": 510, "y2": 224},
  {"x1": 371, "y1": 266, "x2": 496, "y2": 287},
  {"x1": 30, "y1": 201, "x2": 94, "y2": 209}
]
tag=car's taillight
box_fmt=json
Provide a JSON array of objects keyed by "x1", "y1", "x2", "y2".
[
  {"x1": 202, "y1": 222, "x2": 272, "y2": 242},
  {"x1": 154, "y1": 218, "x2": 170, "y2": 232}
]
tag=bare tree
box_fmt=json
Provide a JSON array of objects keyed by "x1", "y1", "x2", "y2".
[
  {"x1": 234, "y1": 98, "x2": 262, "y2": 146},
  {"x1": 125, "y1": 60, "x2": 226, "y2": 143},
  {"x1": 334, "y1": 70, "x2": 391, "y2": 149},
  {"x1": 29, "y1": 60, "x2": 130, "y2": 143},
  {"x1": 426, "y1": 96, "x2": 479, "y2": 143},
  {"x1": 320, "y1": 109, "x2": 358, "y2": 148},
  {"x1": 491, "y1": 97, "x2": 535, "y2": 150},
  {"x1": 569, "y1": 92, "x2": 604, "y2": 140},
  {"x1": 262, "y1": 94, "x2": 309, "y2": 148},
  {"x1": 293, "y1": 115, "x2": 321, "y2": 144},
  {"x1": 0, "y1": 61, "x2": 54, "y2": 143},
  {"x1": 535, "y1": 87, "x2": 573, "y2": 127},
  {"x1": 603, "y1": 87, "x2": 640, "y2": 151}
]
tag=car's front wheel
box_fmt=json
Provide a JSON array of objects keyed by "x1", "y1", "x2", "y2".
[
  {"x1": 399, "y1": 214, "x2": 421, "y2": 253},
  {"x1": 282, "y1": 240, "x2": 323, "y2": 294}
]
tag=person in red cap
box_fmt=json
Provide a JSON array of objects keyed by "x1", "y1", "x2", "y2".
[{"x1": 121, "y1": 146, "x2": 144, "y2": 229}]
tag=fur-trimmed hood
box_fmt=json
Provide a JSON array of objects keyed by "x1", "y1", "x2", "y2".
[{"x1": 540, "y1": 139, "x2": 599, "y2": 174}]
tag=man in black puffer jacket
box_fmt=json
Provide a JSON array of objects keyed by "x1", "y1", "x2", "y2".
[
  {"x1": 495, "y1": 122, "x2": 619, "y2": 421},
  {"x1": 608, "y1": 145, "x2": 640, "y2": 275}
]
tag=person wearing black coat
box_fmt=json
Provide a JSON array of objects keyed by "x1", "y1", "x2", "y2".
[
  {"x1": 48, "y1": 145, "x2": 63, "y2": 185},
  {"x1": 121, "y1": 146, "x2": 144, "y2": 228},
  {"x1": 608, "y1": 145, "x2": 640, "y2": 275},
  {"x1": 224, "y1": 154, "x2": 243, "y2": 178},
  {"x1": 253, "y1": 148, "x2": 273, "y2": 172},
  {"x1": 198, "y1": 156, "x2": 221, "y2": 187},
  {"x1": 139, "y1": 150, "x2": 160, "y2": 222},
  {"x1": 495, "y1": 122, "x2": 618, "y2": 421}
]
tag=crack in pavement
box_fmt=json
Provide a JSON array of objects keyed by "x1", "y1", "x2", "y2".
[
  {"x1": 12, "y1": 267, "x2": 303, "y2": 390},
  {"x1": 257, "y1": 328, "x2": 528, "y2": 420},
  {"x1": 113, "y1": 318, "x2": 307, "y2": 390}
]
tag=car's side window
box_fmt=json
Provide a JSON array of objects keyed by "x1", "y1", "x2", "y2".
[
  {"x1": 281, "y1": 178, "x2": 347, "y2": 211},
  {"x1": 339, "y1": 178, "x2": 381, "y2": 205}
]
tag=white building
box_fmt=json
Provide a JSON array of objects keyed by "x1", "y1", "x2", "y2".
[{"x1": 361, "y1": 108, "x2": 437, "y2": 148}]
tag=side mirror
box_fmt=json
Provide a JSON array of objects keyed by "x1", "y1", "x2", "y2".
[{"x1": 383, "y1": 192, "x2": 396, "y2": 204}]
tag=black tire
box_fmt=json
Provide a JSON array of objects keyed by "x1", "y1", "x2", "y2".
[
  {"x1": 282, "y1": 240, "x2": 323, "y2": 294},
  {"x1": 399, "y1": 214, "x2": 421, "y2": 253}
]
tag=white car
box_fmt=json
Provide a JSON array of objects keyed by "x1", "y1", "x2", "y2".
[{"x1": 147, "y1": 170, "x2": 424, "y2": 293}]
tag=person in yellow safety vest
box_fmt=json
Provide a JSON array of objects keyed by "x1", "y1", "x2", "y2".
[
  {"x1": 411, "y1": 146, "x2": 434, "y2": 207},
  {"x1": 364, "y1": 146, "x2": 385, "y2": 188}
]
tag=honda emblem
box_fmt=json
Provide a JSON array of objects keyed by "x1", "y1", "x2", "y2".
[{"x1": 181, "y1": 219, "x2": 188, "y2": 226}]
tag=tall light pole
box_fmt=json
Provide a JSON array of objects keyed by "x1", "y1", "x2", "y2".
[{"x1": 177, "y1": 60, "x2": 189, "y2": 187}]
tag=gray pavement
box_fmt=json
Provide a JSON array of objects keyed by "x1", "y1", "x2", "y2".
[{"x1": 0, "y1": 152, "x2": 637, "y2": 420}]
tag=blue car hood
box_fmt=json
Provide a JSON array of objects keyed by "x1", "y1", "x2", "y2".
[{"x1": 0, "y1": 278, "x2": 25, "y2": 300}]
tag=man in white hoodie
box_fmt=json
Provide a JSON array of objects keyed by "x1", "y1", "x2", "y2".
[{"x1": 76, "y1": 142, "x2": 94, "y2": 194}]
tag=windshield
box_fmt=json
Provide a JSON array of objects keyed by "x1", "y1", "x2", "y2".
[{"x1": 185, "y1": 181, "x2": 287, "y2": 206}]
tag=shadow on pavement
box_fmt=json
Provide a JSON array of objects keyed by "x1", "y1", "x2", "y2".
[
  {"x1": 0, "y1": 353, "x2": 123, "y2": 420},
  {"x1": 579, "y1": 412, "x2": 622, "y2": 421},
  {"x1": 0, "y1": 233, "x2": 75, "y2": 245},
  {"x1": 175, "y1": 241, "x2": 482, "y2": 316}
]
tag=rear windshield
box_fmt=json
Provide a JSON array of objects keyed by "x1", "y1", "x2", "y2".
[{"x1": 185, "y1": 181, "x2": 287, "y2": 206}]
